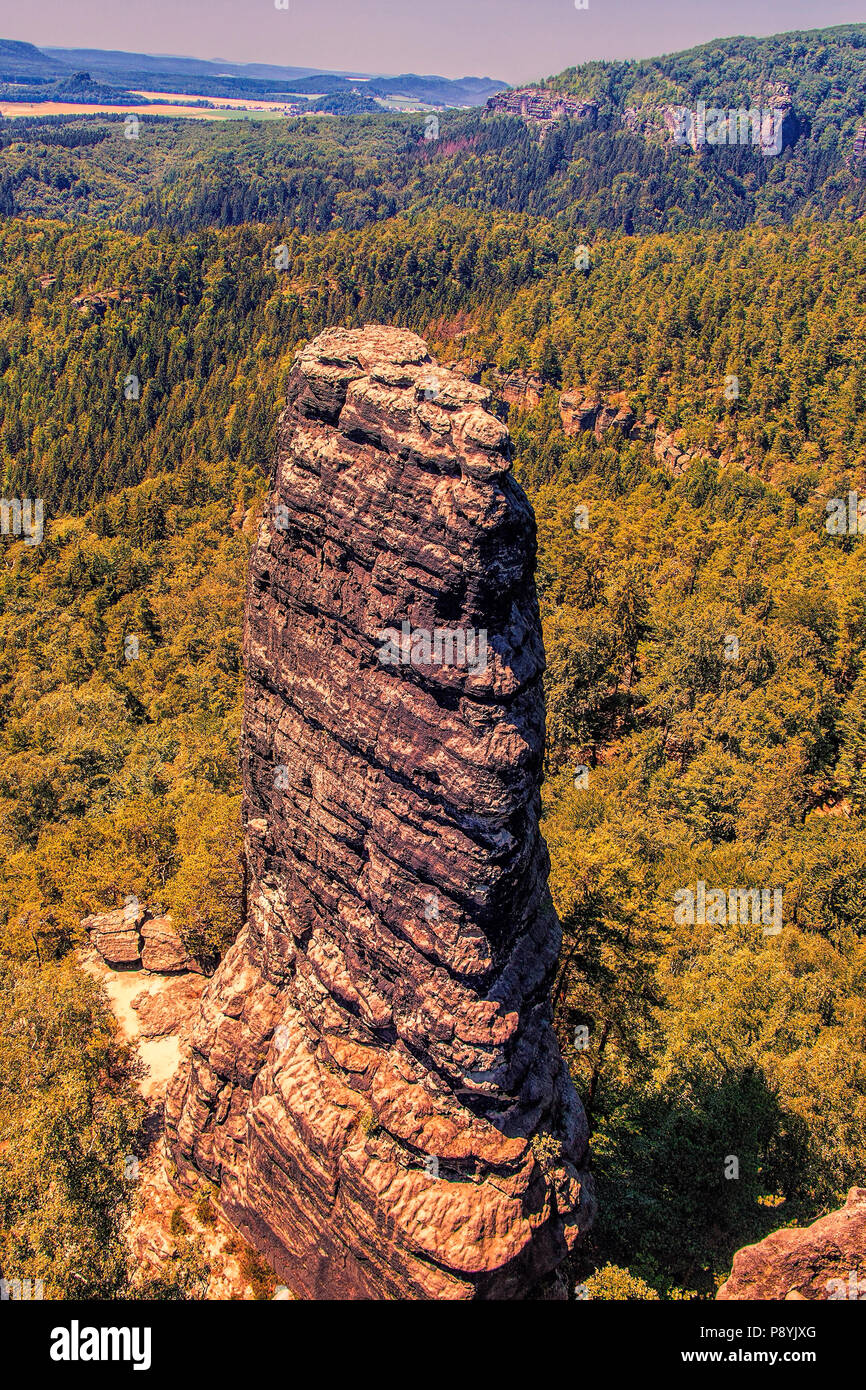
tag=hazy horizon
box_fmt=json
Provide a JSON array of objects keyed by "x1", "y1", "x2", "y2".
[{"x1": 1, "y1": 0, "x2": 865, "y2": 85}]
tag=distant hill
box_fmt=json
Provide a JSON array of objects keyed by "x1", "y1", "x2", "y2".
[
  {"x1": 48, "y1": 71, "x2": 141, "y2": 106},
  {"x1": 2, "y1": 25, "x2": 864, "y2": 233},
  {"x1": 0, "y1": 37, "x2": 507, "y2": 112},
  {"x1": 367, "y1": 74, "x2": 507, "y2": 106},
  {"x1": 42, "y1": 47, "x2": 328, "y2": 83},
  {"x1": 540, "y1": 24, "x2": 866, "y2": 147},
  {"x1": 0, "y1": 37, "x2": 67, "y2": 82},
  {"x1": 38, "y1": 45, "x2": 507, "y2": 107}
]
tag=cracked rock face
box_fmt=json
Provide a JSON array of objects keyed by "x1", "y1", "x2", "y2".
[{"x1": 165, "y1": 325, "x2": 593, "y2": 1300}]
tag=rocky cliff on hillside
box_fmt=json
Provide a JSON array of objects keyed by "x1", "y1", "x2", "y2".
[
  {"x1": 165, "y1": 324, "x2": 593, "y2": 1300},
  {"x1": 718, "y1": 1188, "x2": 866, "y2": 1300},
  {"x1": 485, "y1": 88, "x2": 598, "y2": 127},
  {"x1": 448, "y1": 364, "x2": 716, "y2": 476},
  {"x1": 558, "y1": 392, "x2": 637, "y2": 442}
]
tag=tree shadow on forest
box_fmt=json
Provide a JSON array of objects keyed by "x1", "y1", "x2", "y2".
[{"x1": 578, "y1": 1063, "x2": 814, "y2": 1297}]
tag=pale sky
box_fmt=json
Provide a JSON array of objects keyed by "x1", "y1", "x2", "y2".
[{"x1": 1, "y1": 0, "x2": 864, "y2": 84}]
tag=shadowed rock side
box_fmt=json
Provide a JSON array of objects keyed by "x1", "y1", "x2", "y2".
[{"x1": 165, "y1": 325, "x2": 593, "y2": 1300}]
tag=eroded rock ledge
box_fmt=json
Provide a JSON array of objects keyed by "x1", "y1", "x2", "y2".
[
  {"x1": 718, "y1": 1189, "x2": 866, "y2": 1300},
  {"x1": 165, "y1": 325, "x2": 593, "y2": 1300}
]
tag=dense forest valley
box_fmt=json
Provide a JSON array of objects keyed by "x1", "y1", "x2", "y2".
[{"x1": 2, "y1": 24, "x2": 866, "y2": 1301}]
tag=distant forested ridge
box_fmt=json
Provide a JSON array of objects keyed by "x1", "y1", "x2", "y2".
[
  {"x1": 1, "y1": 25, "x2": 865, "y2": 232},
  {"x1": 548, "y1": 25, "x2": 866, "y2": 126},
  {"x1": 0, "y1": 38, "x2": 507, "y2": 107}
]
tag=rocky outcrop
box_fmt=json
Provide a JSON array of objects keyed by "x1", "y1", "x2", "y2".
[
  {"x1": 442, "y1": 365, "x2": 547, "y2": 412},
  {"x1": 449, "y1": 357, "x2": 484, "y2": 383},
  {"x1": 79, "y1": 952, "x2": 253, "y2": 1299},
  {"x1": 718, "y1": 1189, "x2": 866, "y2": 1300},
  {"x1": 652, "y1": 422, "x2": 700, "y2": 476},
  {"x1": 485, "y1": 88, "x2": 598, "y2": 127},
  {"x1": 83, "y1": 902, "x2": 146, "y2": 967},
  {"x1": 84, "y1": 906, "x2": 201, "y2": 974},
  {"x1": 71, "y1": 286, "x2": 136, "y2": 315},
  {"x1": 165, "y1": 324, "x2": 593, "y2": 1300},
  {"x1": 558, "y1": 393, "x2": 637, "y2": 441},
  {"x1": 621, "y1": 107, "x2": 646, "y2": 134},
  {"x1": 556, "y1": 391, "x2": 724, "y2": 475},
  {"x1": 665, "y1": 94, "x2": 799, "y2": 155},
  {"x1": 131, "y1": 975, "x2": 208, "y2": 1040},
  {"x1": 482, "y1": 368, "x2": 545, "y2": 410},
  {"x1": 141, "y1": 915, "x2": 202, "y2": 974}
]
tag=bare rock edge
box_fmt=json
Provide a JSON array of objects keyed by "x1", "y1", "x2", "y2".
[
  {"x1": 166, "y1": 325, "x2": 594, "y2": 1300},
  {"x1": 718, "y1": 1188, "x2": 866, "y2": 1300}
]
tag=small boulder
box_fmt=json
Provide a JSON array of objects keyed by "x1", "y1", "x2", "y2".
[
  {"x1": 83, "y1": 903, "x2": 144, "y2": 968},
  {"x1": 141, "y1": 915, "x2": 202, "y2": 974}
]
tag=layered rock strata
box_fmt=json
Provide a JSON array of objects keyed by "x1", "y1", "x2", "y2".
[
  {"x1": 83, "y1": 903, "x2": 144, "y2": 967},
  {"x1": 166, "y1": 325, "x2": 593, "y2": 1299},
  {"x1": 558, "y1": 393, "x2": 637, "y2": 441},
  {"x1": 84, "y1": 905, "x2": 201, "y2": 973}
]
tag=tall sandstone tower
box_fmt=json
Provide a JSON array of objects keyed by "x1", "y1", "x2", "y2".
[{"x1": 166, "y1": 326, "x2": 593, "y2": 1299}]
